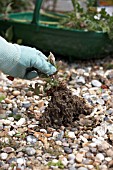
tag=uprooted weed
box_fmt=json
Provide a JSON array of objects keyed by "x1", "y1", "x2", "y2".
[{"x1": 39, "y1": 83, "x2": 93, "y2": 129}]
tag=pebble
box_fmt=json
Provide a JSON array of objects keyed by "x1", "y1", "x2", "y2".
[
  {"x1": 68, "y1": 154, "x2": 76, "y2": 160},
  {"x1": 22, "y1": 101, "x2": 31, "y2": 108},
  {"x1": 26, "y1": 135, "x2": 37, "y2": 143},
  {"x1": 13, "y1": 107, "x2": 18, "y2": 114},
  {"x1": 77, "y1": 167, "x2": 88, "y2": 170},
  {"x1": 69, "y1": 167, "x2": 77, "y2": 170},
  {"x1": 16, "y1": 118, "x2": 26, "y2": 126},
  {"x1": 75, "y1": 152, "x2": 84, "y2": 163},
  {"x1": 0, "y1": 123, "x2": 3, "y2": 130},
  {"x1": 25, "y1": 147, "x2": 36, "y2": 156},
  {"x1": 76, "y1": 76, "x2": 85, "y2": 84},
  {"x1": 67, "y1": 131, "x2": 76, "y2": 138},
  {"x1": 16, "y1": 157, "x2": 26, "y2": 165},
  {"x1": 96, "y1": 98, "x2": 105, "y2": 105},
  {"x1": 64, "y1": 147, "x2": 73, "y2": 154},
  {"x1": 12, "y1": 90, "x2": 20, "y2": 96},
  {"x1": 0, "y1": 153, "x2": 8, "y2": 160},
  {"x1": 96, "y1": 153, "x2": 105, "y2": 161},
  {"x1": 2, "y1": 147, "x2": 14, "y2": 153},
  {"x1": 91, "y1": 80, "x2": 102, "y2": 87},
  {"x1": 55, "y1": 140, "x2": 62, "y2": 145}
]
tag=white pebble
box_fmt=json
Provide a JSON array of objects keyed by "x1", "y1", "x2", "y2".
[
  {"x1": 96, "y1": 153, "x2": 104, "y2": 161},
  {"x1": 16, "y1": 118, "x2": 26, "y2": 126},
  {"x1": 16, "y1": 157, "x2": 26, "y2": 165},
  {"x1": 55, "y1": 140, "x2": 62, "y2": 146},
  {"x1": 91, "y1": 80, "x2": 102, "y2": 87},
  {"x1": 0, "y1": 153, "x2": 8, "y2": 160},
  {"x1": 40, "y1": 129, "x2": 47, "y2": 133},
  {"x1": 67, "y1": 132, "x2": 76, "y2": 139},
  {"x1": 68, "y1": 154, "x2": 76, "y2": 160}
]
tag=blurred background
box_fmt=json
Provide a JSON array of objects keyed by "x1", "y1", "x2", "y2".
[{"x1": 0, "y1": 0, "x2": 113, "y2": 15}]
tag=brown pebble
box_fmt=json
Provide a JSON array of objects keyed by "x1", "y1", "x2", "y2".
[{"x1": 12, "y1": 90, "x2": 20, "y2": 96}]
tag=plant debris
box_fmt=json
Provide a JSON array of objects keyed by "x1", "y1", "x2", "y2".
[{"x1": 40, "y1": 83, "x2": 93, "y2": 129}]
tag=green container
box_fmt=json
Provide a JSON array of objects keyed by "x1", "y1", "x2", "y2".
[{"x1": 0, "y1": 0, "x2": 113, "y2": 60}]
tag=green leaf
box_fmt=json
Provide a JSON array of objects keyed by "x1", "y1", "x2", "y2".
[{"x1": 0, "y1": 95, "x2": 5, "y2": 102}]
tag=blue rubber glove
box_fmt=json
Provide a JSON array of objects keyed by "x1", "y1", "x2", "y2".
[{"x1": 0, "y1": 36, "x2": 56, "y2": 79}]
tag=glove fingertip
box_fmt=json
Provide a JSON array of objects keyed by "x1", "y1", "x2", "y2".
[
  {"x1": 49, "y1": 66, "x2": 57, "y2": 75},
  {"x1": 25, "y1": 71, "x2": 38, "y2": 80}
]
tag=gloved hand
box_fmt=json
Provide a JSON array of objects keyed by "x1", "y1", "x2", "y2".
[{"x1": 0, "y1": 36, "x2": 56, "y2": 79}]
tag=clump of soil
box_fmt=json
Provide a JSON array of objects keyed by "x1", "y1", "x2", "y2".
[{"x1": 40, "y1": 83, "x2": 93, "y2": 129}]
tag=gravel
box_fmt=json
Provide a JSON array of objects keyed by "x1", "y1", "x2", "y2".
[{"x1": 0, "y1": 56, "x2": 113, "y2": 169}]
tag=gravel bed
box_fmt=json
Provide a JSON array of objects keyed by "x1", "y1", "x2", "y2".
[{"x1": 0, "y1": 56, "x2": 113, "y2": 170}]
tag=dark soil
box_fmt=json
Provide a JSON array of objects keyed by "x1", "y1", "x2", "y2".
[{"x1": 40, "y1": 84, "x2": 93, "y2": 129}]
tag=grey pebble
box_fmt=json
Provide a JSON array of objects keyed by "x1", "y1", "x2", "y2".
[
  {"x1": 64, "y1": 147, "x2": 73, "y2": 154},
  {"x1": 56, "y1": 131, "x2": 64, "y2": 140},
  {"x1": 13, "y1": 108, "x2": 18, "y2": 114},
  {"x1": 7, "y1": 157, "x2": 16, "y2": 164},
  {"x1": 26, "y1": 135, "x2": 37, "y2": 143},
  {"x1": 25, "y1": 147, "x2": 36, "y2": 156},
  {"x1": 96, "y1": 98, "x2": 105, "y2": 105},
  {"x1": 22, "y1": 102, "x2": 31, "y2": 108},
  {"x1": 69, "y1": 167, "x2": 77, "y2": 170}
]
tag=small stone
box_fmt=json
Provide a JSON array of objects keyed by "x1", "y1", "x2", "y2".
[
  {"x1": 2, "y1": 147, "x2": 14, "y2": 153},
  {"x1": 62, "y1": 142, "x2": 69, "y2": 147},
  {"x1": 16, "y1": 157, "x2": 26, "y2": 165},
  {"x1": 96, "y1": 98, "x2": 105, "y2": 105},
  {"x1": 13, "y1": 108, "x2": 18, "y2": 114},
  {"x1": 22, "y1": 101, "x2": 31, "y2": 108},
  {"x1": 108, "y1": 160, "x2": 113, "y2": 168},
  {"x1": 0, "y1": 123, "x2": 3, "y2": 130},
  {"x1": 76, "y1": 76, "x2": 85, "y2": 84},
  {"x1": 8, "y1": 130, "x2": 16, "y2": 136},
  {"x1": 26, "y1": 91, "x2": 33, "y2": 97},
  {"x1": 64, "y1": 147, "x2": 73, "y2": 154},
  {"x1": 12, "y1": 90, "x2": 20, "y2": 96},
  {"x1": 69, "y1": 167, "x2": 77, "y2": 170},
  {"x1": 106, "y1": 149, "x2": 113, "y2": 157},
  {"x1": 77, "y1": 167, "x2": 88, "y2": 170},
  {"x1": 53, "y1": 131, "x2": 60, "y2": 138},
  {"x1": 26, "y1": 135, "x2": 37, "y2": 143},
  {"x1": 55, "y1": 140, "x2": 62, "y2": 145},
  {"x1": 0, "y1": 153, "x2": 8, "y2": 160},
  {"x1": 60, "y1": 157, "x2": 68, "y2": 166},
  {"x1": 25, "y1": 147, "x2": 36, "y2": 156},
  {"x1": 68, "y1": 154, "x2": 76, "y2": 160},
  {"x1": 96, "y1": 153, "x2": 104, "y2": 161},
  {"x1": 82, "y1": 158, "x2": 93, "y2": 165},
  {"x1": 75, "y1": 152, "x2": 84, "y2": 163},
  {"x1": 40, "y1": 129, "x2": 47, "y2": 133},
  {"x1": 5, "y1": 98, "x2": 12, "y2": 104},
  {"x1": 16, "y1": 118, "x2": 26, "y2": 126},
  {"x1": 38, "y1": 100, "x2": 44, "y2": 108},
  {"x1": 99, "y1": 165, "x2": 108, "y2": 170},
  {"x1": 98, "y1": 141, "x2": 110, "y2": 151},
  {"x1": 67, "y1": 131, "x2": 76, "y2": 138},
  {"x1": 91, "y1": 80, "x2": 102, "y2": 87},
  {"x1": 109, "y1": 85, "x2": 113, "y2": 91},
  {"x1": 56, "y1": 131, "x2": 64, "y2": 140},
  {"x1": 3, "y1": 119, "x2": 11, "y2": 125}
]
